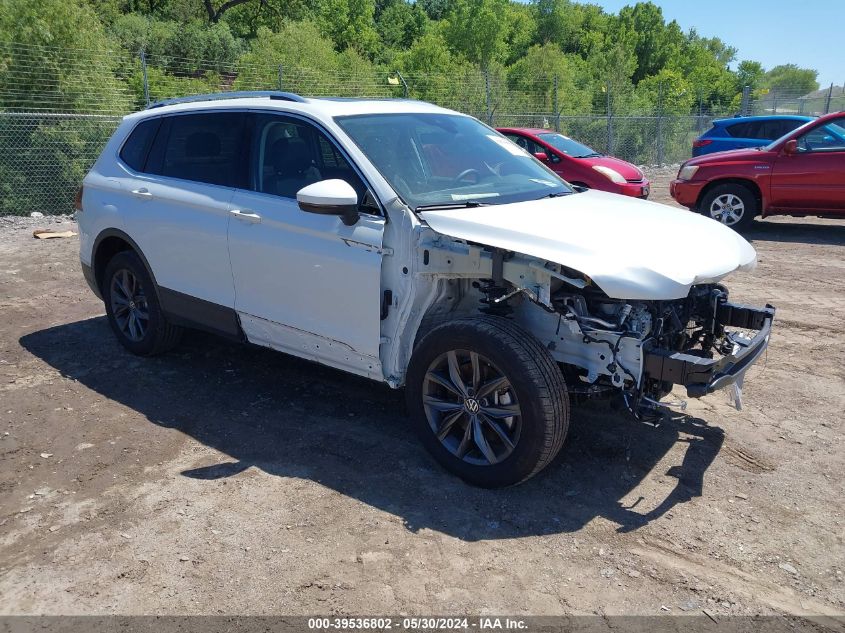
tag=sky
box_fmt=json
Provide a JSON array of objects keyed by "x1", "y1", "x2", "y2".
[{"x1": 589, "y1": 0, "x2": 844, "y2": 88}]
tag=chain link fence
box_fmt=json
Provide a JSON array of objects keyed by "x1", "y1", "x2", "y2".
[
  {"x1": 1, "y1": 40, "x2": 840, "y2": 216},
  {"x1": 743, "y1": 85, "x2": 844, "y2": 116}
]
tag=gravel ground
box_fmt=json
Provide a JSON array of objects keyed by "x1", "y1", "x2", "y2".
[{"x1": 0, "y1": 170, "x2": 843, "y2": 619}]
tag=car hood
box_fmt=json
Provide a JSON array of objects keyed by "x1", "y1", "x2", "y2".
[
  {"x1": 579, "y1": 155, "x2": 644, "y2": 181},
  {"x1": 419, "y1": 190, "x2": 757, "y2": 300},
  {"x1": 685, "y1": 146, "x2": 774, "y2": 165}
]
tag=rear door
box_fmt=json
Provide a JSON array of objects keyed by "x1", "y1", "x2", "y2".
[
  {"x1": 770, "y1": 115, "x2": 845, "y2": 212},
  {"x1": 226, "y1": 112, "x2": 386, "y2": 378},
  {"x1": 121, "y1": 111, "x2": 248, "y2": 320}
]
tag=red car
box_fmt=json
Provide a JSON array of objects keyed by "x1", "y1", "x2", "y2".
[
  {"x1": 671, "y1": 111, "x2": 845, "y2": 231},
  {"x1": 497, "y1": 127, "x2": 650, "y2": 198}
]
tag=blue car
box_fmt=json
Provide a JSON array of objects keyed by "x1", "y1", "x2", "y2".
[{"x1": 692, "y1": 115, "x2": 813, "y2": 156}]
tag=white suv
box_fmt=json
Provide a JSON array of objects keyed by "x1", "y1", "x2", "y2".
[{"x1": 78, "y1": 91, "x2": 774, "y2": 487}]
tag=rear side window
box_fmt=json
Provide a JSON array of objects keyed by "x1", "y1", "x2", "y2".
[
  {"x1": 726, "y1": 120, "x2": 802, "y2": 141},
  {"x1": 119, "y1": 119, "x2": 161, "y2": 171},
  {"x1": 147, "y1": 112, "x2": 248, "y2": 187},
  {"x1": 726, "y1": 121, "x2": 757, "y2": 138},
  {"x1": 758, "y1": 120, "x2": 789, "y2": 140}
]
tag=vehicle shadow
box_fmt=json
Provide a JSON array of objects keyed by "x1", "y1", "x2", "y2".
[
  {"x1": 20, "y1": 317, "x2": 725, "y2": 541},
  {"x1": 745, "y1": 218, "x2": 845, "y2": 246}
]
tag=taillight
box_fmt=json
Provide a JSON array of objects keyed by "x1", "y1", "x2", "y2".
[
  {"x1": 74, "y1": 186, "x2": 83, "y2": 212},
  {"x1": 693, "y1": 139, "x2": 713, "y2": 148}
]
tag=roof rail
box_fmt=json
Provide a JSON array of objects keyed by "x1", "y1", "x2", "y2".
[{"x1": 146, "y1": 91, "x2": 306, "y2": 109}]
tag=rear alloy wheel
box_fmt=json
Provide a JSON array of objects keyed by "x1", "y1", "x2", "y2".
[
  {"x1": 103, "y1": 251, "x2": 182, "y2": 356},
  {"x1": 109, "y1": 268, "x2": 149, "y2": 343},
  {"x1": 700, "y1": 183, "x2": 758, "y2": 232},
  {"x1": 407, "y1": 316, "x2": 569, "y2": 487}
]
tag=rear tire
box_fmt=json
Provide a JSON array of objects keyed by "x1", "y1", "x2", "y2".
[
  {"x1": 406, "y1": 316, "x2": 569, "y2": 487},
  {"x1": 699, "y1": 183, "x2": 758, "y2": 232},
  {"x1": 103, "y1": 251, "x2": 182, "y2": 356}
]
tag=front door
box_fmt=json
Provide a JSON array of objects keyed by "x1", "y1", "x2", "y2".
[
  {"x1": 227, "y1": 113, "x2": 386, "y2": 379},
  {"x1": 770, "y1": 115, "x2": 845, "y2": 212}
]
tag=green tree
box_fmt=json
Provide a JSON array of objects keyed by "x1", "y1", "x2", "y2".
[
  {"x1": 736, "y1": 60, "x2": 765, "y2": 92},
  {"x1": 376, "y1": 0, "x2": 428, "y2": 51},
  {"x1": 234, "y1": 22, "x2": 339, "y2": 93},
  {"x1": 0, "y1": 0, "x2": 130, "y2": 113},
  {"x1": 616, "y1": 2, "x2": 685, "y2": 84},
  {"x1": 418, "y1": 0, "x2": 450, "y2": 21},
  {"x1": 507, "y1": 43, "x2": 590, "y2": 114},
  {"x1": 502, "y1": 2, "x2": 536, "y2": 65},
  {"x1": 764, "y1": 64, "x2": 819, "y2": 96},
  {"x1": 0, "y1": 0, "x2": 130, "y2": 215},
  {"x1": 443, "y1": 0, "x2": 511, "y2": 70},
  {"x1": 396, "y1": 27, "x2": 460, "y2": 74},
  {"x1": 315, "y1": 0, "x2": 380, "y2": 55},
  {"x1": 218, "y1": 0, "x2": 313, "y2": 39},
  {"x1": 533, "y1": 0, "x2": 582, "y2": 51}
]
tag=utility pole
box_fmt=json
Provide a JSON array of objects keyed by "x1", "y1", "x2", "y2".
[
  {"x1": 824, "y1": 82, "x2": 834, "y2": 114},
  {"x1": 278, "y1": 65, "x2": 283, "y2": 91},
  {"x1": 553, "y1": 76, "x2": 559, "y2": 132}
]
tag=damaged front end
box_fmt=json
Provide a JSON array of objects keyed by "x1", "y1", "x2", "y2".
[
  {"x1": 405, "y1": 233, "x2": 774, "y2": 421},
  {"x1": 534, "y1": 278, "x2": 775, "y2": 421}
]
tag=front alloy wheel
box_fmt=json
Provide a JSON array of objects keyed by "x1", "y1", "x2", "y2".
[
  {"x1": 406, "y1": 316, "x2": 570, "y2": 487},
  {"x1": 423, "y1": 350, "x2": 521, "y2": 466}
]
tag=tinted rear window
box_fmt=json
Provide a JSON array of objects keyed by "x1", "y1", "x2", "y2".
[
  {"x1": 119, "y1": 119, "x2": 161, "y2": 171},
  {"x1": 147, "y1": 112, "x2": 247, "y2": 187},
  {"x1": 726, "y1": 120, "x2": 803, "y2": 141},
  {"x1": 726, "y1": 121, "x2": 757, "y2": 138}
]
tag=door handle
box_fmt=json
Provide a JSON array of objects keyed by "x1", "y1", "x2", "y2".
[
  {"x1": 230, "y1": 209, "x2": 262, "y2": 223},
  {"x1": 131, "y1": 187, "x2": 153, "y2": 200}
]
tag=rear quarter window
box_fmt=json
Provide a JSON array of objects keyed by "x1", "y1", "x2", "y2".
[{"x1": 119, "y1": 118, "x2": 161, "y2": 171}]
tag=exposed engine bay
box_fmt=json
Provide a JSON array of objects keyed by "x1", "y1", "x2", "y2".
[{"x1": 403, "y1": 236, "x2": 774, "y2": 422}]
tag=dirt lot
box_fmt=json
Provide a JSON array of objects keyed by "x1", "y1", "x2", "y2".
[{"x1": 1, "y1": 170, "x2": 843, "y2": 619}]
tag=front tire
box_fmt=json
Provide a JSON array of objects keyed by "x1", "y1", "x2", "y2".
[
  {"x1": 699, "y1": 183, "x2": 758, "y2": 232},
  {"x1": 103, "y1": 251, "x2": 182, "y2": 356},
  {"x1": 406, "y1": 316, "x2": 570, "y2": 487}
]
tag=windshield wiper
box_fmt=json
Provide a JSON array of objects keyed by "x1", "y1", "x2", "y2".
[
  {"x1": 415, "y1": 201, "x2": 490, "y2": 212},
  {"x1": 535, "y1": 191, "x2": 571, "y2": 200}
]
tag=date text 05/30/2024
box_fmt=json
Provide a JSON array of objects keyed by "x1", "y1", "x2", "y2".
[{"x1": 307, "y1": 617, "x2": 528, "y2": 630}]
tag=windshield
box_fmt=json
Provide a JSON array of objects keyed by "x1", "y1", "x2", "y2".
[
  {"x1": 537, "y1": 132, "x2": 600, "y2": 158},
  {"x1": 334, "y1": 113, "x2": 572, "y2": 210}
]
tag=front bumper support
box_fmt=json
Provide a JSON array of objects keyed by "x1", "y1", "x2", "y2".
[{"x1": 643, "y1": 302, "x2": 775, "y2": 398}]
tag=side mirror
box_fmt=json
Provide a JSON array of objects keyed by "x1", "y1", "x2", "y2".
[
  {"x1": 783, "y1": 139, "x2": 799, "y2": 155},
  {"x1": 533, "y1": 151, "x2": 549, "y2": 162},
  {"x1": 297, "y1": 179, "x2": 359, "y2": 226}
]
